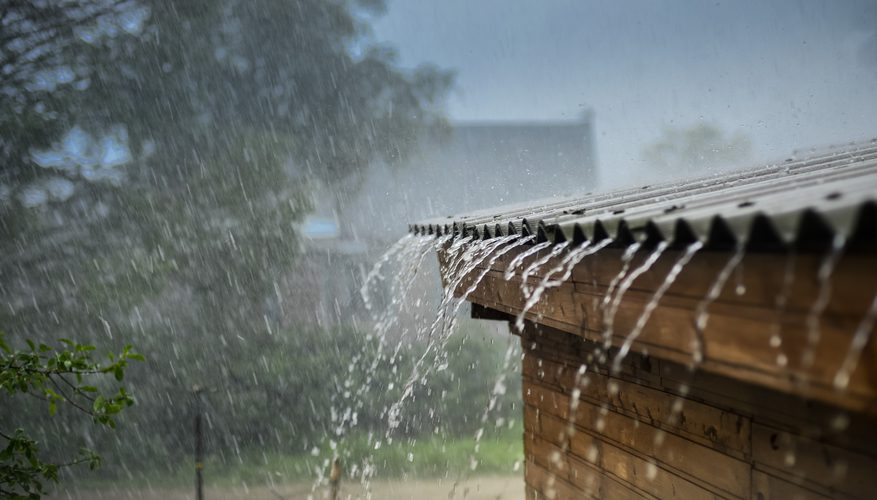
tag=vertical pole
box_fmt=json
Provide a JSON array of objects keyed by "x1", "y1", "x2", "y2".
[
  {"x1": 194, "y1": 387, "x2": 204, "y2": 500},
  {"x1": 329, "y1": 457, "x2": 342, "y2": 500}
]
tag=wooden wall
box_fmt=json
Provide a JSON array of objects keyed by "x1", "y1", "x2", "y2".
[
  {"x1": 452, "y1": 246, "x2": 877, "y2": 415},
  {"x1": 519, "y1": 322, "x2": 877, "y2": 500}
]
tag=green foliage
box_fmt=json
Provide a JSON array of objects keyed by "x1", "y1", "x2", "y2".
[{"x1": 0, "y1": 332, "x2": 142, "y2": 498}]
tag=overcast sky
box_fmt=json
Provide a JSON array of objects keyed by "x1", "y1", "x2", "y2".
[{"x1": 371, "y1": 0, "x2": 877, "y2": 188}]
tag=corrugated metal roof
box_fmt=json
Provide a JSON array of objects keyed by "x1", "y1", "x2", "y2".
[{"x1": 410, "y1": 140, "x2": 877, "y2": 251}]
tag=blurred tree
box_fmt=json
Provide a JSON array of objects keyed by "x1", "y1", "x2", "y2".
[
  {"x1": 641, "y1": 123, "x2": 751, "y2": 173},
  {"x1": 0, "y1": 0, "x2": 454, "y2": 480}
]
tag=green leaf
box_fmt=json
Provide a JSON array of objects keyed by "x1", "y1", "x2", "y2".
[
  {"x1": 127, "y1": 353, "x2": 146, "y2": 362},
  {"x1": 49, "y1": 400, "x2": 57, "y2": 417},
  {"x1": 114, "y1": 366, "x2": 124, "y2": 381},
  {"x1": 80, "y1": 385, "x2": 98, "y2": 393}
]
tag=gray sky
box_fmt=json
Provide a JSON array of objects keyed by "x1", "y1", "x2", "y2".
[{"x1": 372, "y1": 0, "x2": 877, "y2": 188}]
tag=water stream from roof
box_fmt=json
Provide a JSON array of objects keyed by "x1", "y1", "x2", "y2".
[
  {"x1": 598, "y1": 243, "x2": 642, "y2": 353},
  {"x1": 360, "y1": 233, "x2": 417, "y2": 312},
  {"x1": 430, "y1": 235, "x2": 516, "y2": 340},
  {"x1": 691, "y1": 243, "x2": 745, "y2": 367},
  {"x1": 314, "y1": 233, "x2": 437, "y2": 495},
  {"x1": 519, "y1": 241, "x2": 571, "y2": 299},
  {"x1": 503, "y1": 241, "x2": 552, "y2": 281},
  {"x1": 386, "y1": 235, "x2": 478, "y2": 431},
  {"x1": 769, "y1": 251, "x2": 797, "y2": 370},
  {"x1": 611, "y1": 241, "x2": 703, "y2": 374},
  {"x1": 602, "y1": 242, "x2": 669, "y2": 358},
  {"x1": 802, "y1": 234, "x2": 846, "y2": 370},
  {"x1": 386, "y1": 234, "x2": 541, "y2": 443},
  {"x1": 834, "y1": 291, "x2": 877, "y2": 390},
  {"x1": 403, "y1": 234, "x2": 534, "y2": 492},
  {"x1": 651, "y1": 242, "x2": 746, "y2": 455},
  {"x1": 514, "y1": 239, "x2": 613, "y2": 332}
]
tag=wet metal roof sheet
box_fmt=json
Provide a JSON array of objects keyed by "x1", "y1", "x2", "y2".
[{"x1": 409, "y1": 140, "x2": 877, "y2": 252}]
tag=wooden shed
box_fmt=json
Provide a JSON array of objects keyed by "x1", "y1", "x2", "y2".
[{"x1": 411, "y1": 142, "x2": 877, "y2": 499}]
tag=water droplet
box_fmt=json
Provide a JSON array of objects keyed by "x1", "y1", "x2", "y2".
[
  {"x1": 830, "y1": 413, "x2": 850, "y2": 432},
  {"x1": 607, "y1": 381, "x2": 620, "y2": 396},
  {"x1": 586, "y1": 445, "x2": 599, "y2": 463},
  {"x1": 645, "y1": 462, "x2": 659, "y2": 480},
  {"x1": 653, "y1": 429, "x2": 666, "y2": 446}
]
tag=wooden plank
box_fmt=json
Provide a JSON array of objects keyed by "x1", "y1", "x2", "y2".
[
  {"x1": 525, "y1": 429, "x2": 570, "y2": 483},
  {"x1": 751, "y1": 423, "x2": 877, "y2": 499},
  {"x1": 529, "y1": 433, "x2": 655, "y2": 500},
  {"x1": 525, "y1": 459, "x2": 588, "y2": 500},
  {"x1": 523, "y1": 353, "x2": 752, "y2": 459},
  {"x1": 524, "y1": 379, "x2": 752, "y2": 498},
  {"x1": 751, "y1": 470, "x2": 834, "y2": 500},
  {"x1": 532, "y1": 409, "x2": 724, "y2": 500}
]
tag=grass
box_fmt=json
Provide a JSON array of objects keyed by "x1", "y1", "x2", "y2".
[
  {"x1": 206, "y1": 425, "x2": 523, "y2": 486},
  {"x1": 66, "y1": 426, "x2": 523, "y2": 491}
]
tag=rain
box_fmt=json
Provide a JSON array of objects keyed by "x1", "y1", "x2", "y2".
[{"x1": 2, "y1": 1, "x2": 877, "y2": 500}]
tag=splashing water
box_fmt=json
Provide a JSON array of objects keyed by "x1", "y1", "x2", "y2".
[
  {"x1": 802, "y1": 234, "x2": 846, "y2": 369},
  {"x1": 833, "y1": 291, "x2": 877, "y2": 390},
  {"x1": 611, "y1": 241, "x2": 703, "y2": 374}
]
